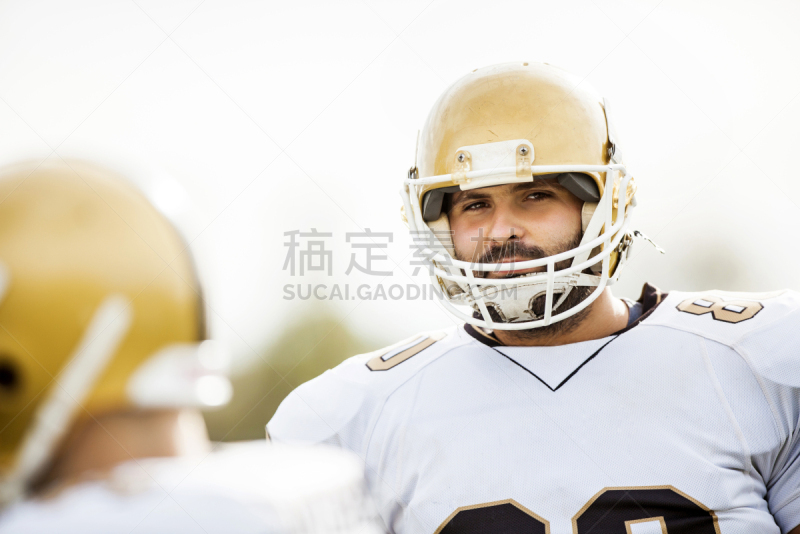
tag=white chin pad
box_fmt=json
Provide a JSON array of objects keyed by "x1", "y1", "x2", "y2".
[{"x1": 466, "y1": 282, "x2": 575, "y2": 322}]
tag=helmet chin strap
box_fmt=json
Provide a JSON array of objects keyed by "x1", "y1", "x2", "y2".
[{"x1": 0, "y1": 296, "x2": 131, "y2": 507}]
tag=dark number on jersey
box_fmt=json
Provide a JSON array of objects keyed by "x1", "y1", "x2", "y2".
[{"x1": 437, "y1": 487, "x2": 719, "y2": 534}]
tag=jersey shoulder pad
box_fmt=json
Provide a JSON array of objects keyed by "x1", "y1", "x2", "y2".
[
  {"x1": 267, "y1": 326, "x2": 463, "y2": 448},
  {"x1": 644, "y1": 287, "x2": 800, "y2": 346}
]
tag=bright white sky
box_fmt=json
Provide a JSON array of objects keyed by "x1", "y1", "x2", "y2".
[{"x1": 1, "y1": 0, "x2": 799, "y2": 368}]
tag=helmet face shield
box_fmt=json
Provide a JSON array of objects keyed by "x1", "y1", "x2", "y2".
[
  {"x1": 401, "y1": 62, "x2": 638, "y2": 331},
  {"x1": 402, "y1": 159, "x2": 635, "y2": 331}
]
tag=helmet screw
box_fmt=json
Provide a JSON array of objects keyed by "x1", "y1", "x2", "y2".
[
  {"x1": 518, "y1": 146, "x2": 529, "y2": 156},
  {"x1": 457, "y1": 153, "x2": 466, "y2": 163}
]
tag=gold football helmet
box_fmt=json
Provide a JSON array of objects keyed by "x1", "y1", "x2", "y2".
[
  {"x1": 0, "y1": 159, "x2": 230, "y2": 503},
  {"x1": 401, "y1": 62, "x2": 638, "y2": 329}
]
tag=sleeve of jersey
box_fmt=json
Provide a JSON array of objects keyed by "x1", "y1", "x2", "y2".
[
  {"x1": 736, "y1": 304, "x2": 800, "y2": 533},
  {"x1": 266, "y1": 356, "x2": 378, "y2": 454}
]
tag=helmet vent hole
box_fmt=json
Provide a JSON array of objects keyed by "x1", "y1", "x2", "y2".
[{"x1": 0, "y1": 359, "x2": 19, "y2": 392}]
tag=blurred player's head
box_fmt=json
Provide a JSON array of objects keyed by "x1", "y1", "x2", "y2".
[
  {"x1": 401, "y1": 62, "x2": 637, "y2": 334},
  {"x1": 0, "y1": 159, "x2": 230, "y2": 505}
]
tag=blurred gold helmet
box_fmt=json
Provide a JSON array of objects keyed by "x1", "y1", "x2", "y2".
[
  {"x1": 0, "y1": 159, "x2": 230, "y2": 503},
  {"x1": 402, "y1": 62, "x2": 640, "y2": 330}
]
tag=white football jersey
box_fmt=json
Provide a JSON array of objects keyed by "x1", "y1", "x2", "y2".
[
  {"x1": 268, "y1": 287, "x2": 800, "y2": 534},
  {"x1": 0, "y1": 441, "x2": 385, "y2": 534}
]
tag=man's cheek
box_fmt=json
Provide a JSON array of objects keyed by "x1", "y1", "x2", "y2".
[
  {"x1": 452, "y1": 234, "x2": 475, "y2": 262},
  {"x1": 452, "y1": 238, "x2": 469, "y2": 262}
]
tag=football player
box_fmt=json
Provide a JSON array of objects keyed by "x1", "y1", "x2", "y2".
[
  {"x1": 268, "y1": 62, "x2": 800, "y2": 534},
  {"x1": 0, "y1": 159, "x2": 384, "y2": 533}
]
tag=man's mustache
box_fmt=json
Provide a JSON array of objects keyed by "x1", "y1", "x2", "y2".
[{"x1": 473, "y1": 242, "x2": 547, "y2": 265}]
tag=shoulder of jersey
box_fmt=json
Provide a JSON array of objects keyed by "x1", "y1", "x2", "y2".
[
  {"x1": 329, "y1": 325, "x2": 470, "y2": 386},
  {"x1": 641, "y1": 287, "x2": 800, "y2": 346},
  {"x1": 266, "y1": 326, "x2": 471, "y2": 447}
]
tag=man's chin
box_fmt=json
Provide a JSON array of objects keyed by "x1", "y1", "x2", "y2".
[{"x1": 475, "y1": 285, "x2": 594, "y2": 340}]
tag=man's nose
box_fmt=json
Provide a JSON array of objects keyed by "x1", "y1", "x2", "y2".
[
  {"x1": 485, "y1": 204, "x2": 526, "y2": 243},
  {"x1": 469, "y1": 206, "x2": 527, "y2": 262}
]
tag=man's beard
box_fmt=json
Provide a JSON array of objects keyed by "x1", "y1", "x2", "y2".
[{"x1": 456, "y1": 232, "x2": 594, "y2": 342}]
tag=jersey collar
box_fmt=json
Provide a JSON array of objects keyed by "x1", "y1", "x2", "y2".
[{"x1": 464, "y1": 283, "x2": 667, "y2": 347}]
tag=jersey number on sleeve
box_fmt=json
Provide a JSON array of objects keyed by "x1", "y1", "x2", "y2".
[
  {"x1": 677, "y1": 295, "x2": 763, "y2": 323},
  {"x1": 366, "y1": 333, "x2": 446, "y2": 371},
  {"x1": 436, "y1": 486, "x2": 719, "y2": 534}
]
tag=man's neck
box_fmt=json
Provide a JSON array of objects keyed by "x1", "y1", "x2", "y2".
[
  {"x1": 38, "y1": 409, "x2": 210, "y2": 492},
  {"x1": 493, "y1": 288, "x2": 629, "y2": 347}
]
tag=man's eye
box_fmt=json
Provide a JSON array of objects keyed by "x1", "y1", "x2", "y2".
[
  {"x1": 527, "y1": 192, "x2": 550, "y2": 201},
  {"x1": 464, "y1": 202, "x2": 487, "y2": 211}
]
